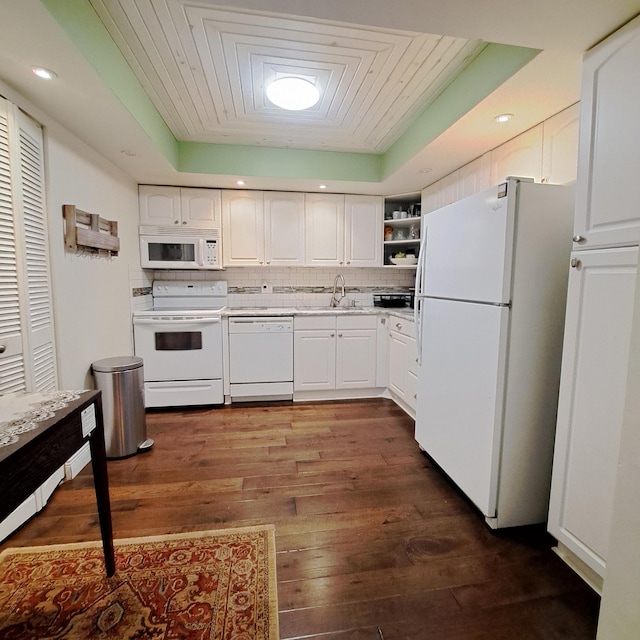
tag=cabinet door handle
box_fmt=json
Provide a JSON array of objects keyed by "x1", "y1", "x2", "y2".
[
  {"x1": 0, "y1": 345, "x2": 6, "y2": 354},
  {"x1": 573, "y1": 235, "x2": 586, "y2": 244},
  {"x1": 182, "y1": 220, "x2": 187, "y2": 225},
  {"x1": 395, "y1": 322, "x2": 402, "y2": 329},
  {"x1": 571, "y1": 257, "x2": 582, "y2": 269},
  {"x1": 174, "y1": 220, "x2": 179, "y2": 224},
  {"x1": 338, "y1": 333, "x2": 343, "y2": 337}
]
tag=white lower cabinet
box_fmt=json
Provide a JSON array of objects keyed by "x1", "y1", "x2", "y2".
[
  {"x1": 548, "y1": 247, "x2": 638, "y2": 586},
  {"x1": 294, "y1": 315, "x2": 378, "y2": 394},
  {"x1": 387, "y1": 316, "x2": 418, "y2": 414}
]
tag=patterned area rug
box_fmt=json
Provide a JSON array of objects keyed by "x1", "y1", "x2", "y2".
[{"x1": 0, "y1": 525, "x2": 278, "y2": 639}]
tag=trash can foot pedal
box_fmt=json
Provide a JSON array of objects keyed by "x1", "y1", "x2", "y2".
[{"x1": 138, "y1": 438, "x2": 154, "y2": 453}]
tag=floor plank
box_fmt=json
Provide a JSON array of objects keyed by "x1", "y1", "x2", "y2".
[{"x1": 1, "y1": 398, "x2": 600, "y2": 638}]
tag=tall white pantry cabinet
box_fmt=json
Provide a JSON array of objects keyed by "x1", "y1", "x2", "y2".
[{"x1": 547, "y1": 16, "x2": 640, "y2": 591}]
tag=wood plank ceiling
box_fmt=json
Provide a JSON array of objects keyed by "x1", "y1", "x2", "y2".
[{"x1": 90, "y1": 0, "x2": 482, "y2": 153}]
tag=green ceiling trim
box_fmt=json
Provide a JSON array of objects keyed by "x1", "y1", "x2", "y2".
[
  {"x1": 382, "y1": 42, "x2": 541, "y2": 179},
  {"x1": 179, "y1": 142, "x2": 382, "y2": 182},
  {"x1": 40, "y1": 0, "x2": 539, "y2": 184},
  {"x1": 40, "y1": 0, "x2": 179, "y2": 167}
]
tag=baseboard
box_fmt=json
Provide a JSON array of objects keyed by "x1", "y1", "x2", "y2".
[
  {"x1": 64, "y1": 442, "x2": 91, "y2": 480},
  {"x1": 553, "y1": 542, "x2": 604, "y2": 594}
]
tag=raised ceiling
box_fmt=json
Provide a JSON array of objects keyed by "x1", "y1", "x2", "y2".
[
  {"x1": 91, "y1": 1, "x2": 482, "y2": 153},
  {"x1": 1, "y1": 0, "x2": 639, "y2": 195}
]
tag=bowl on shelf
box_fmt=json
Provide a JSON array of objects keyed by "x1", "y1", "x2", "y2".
[{"x1": 389, "y1": 256, "x2": 418, "y2": 266}]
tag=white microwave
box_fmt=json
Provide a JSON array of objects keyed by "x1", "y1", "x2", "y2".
[{"x1": 139, "y1": 226, "x2": 221, "y2": 270}]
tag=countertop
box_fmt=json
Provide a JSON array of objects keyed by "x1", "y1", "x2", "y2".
[{"x1": 223, "y1": 306, "x2": 415, "y2": 320}]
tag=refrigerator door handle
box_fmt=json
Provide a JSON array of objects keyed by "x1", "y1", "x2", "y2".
[{"x1": 415, "y1": 231, "x2": 427, "y2": 365}]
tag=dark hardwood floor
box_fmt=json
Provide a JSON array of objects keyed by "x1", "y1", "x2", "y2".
[{"x1": 1, "y1": 398, "x2": 600, "y2": 639}]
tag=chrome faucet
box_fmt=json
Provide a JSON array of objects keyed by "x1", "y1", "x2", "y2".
[{"x1": 330, "y1": 274, "x2": 346, "y2": 307}]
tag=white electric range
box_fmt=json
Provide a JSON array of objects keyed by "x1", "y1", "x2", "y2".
[{"x1": 133, "y1": 280, "x2": 227, "y2": 408}]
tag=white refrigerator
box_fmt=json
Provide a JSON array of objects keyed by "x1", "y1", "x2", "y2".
[{"x1": 414, "y1": 178, "x2": 574, "y2": 528}]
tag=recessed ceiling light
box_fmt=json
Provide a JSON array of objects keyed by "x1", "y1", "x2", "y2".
[
  {"x1": 32, "y1": 66, "x2": 57, "y2": 80},
  {"x1": 495, "y1": 113, "x2": 514, "y2": 124},
  {"x1": 266, "y1": 77, "x2": 320, "y2": 111},
  {"x1": 318, "y1": 184, "x2": 327, "y2": 190},
  {"x1": 120, "y1": 150, "x2": 136, "y2": 157},
  {"x1": 236, "y1": 180, "x2": 246, "y2": 186}
]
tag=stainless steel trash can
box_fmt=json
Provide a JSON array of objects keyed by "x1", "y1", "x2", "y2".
[{"x1": 91, "y1": 356, "x2": 153, "y2": 459}]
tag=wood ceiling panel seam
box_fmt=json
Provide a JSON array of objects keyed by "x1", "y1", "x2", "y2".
[{"x1": 93, "y1": 0, "x2": 201, "y2": 138}]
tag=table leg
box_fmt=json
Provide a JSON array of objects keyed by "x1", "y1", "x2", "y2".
[{"x1": 89, "y1": 395, "x2": 115, "y2": 577}]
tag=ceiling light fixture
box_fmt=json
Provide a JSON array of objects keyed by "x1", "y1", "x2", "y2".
[
  {"x1": 32, "y1": 66, "x2": 57, "y2": 80},
  {"x1": 318, "y1": 184, "x2": 327, "y2": 190},
  {"x1": 495, "y1": 113, "x2": 514, "y2": 124},
  {"x1": 236, "y1": 180, "x2": 246, "y2": 186},
  {"x1": 266, "y1": 77, "x2": 320, "y2": 111}
]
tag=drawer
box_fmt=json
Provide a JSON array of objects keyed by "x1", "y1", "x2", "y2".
[
  {"x1": 389, "y1": 317, "x2": 415, "y2": 339},
  {"x1": 406, "y1": 370, "x2": 418, "y2": 409},
  {"x1": 337, "y1": 314, "x2": 378, "y2": 330},
  {"x1": 295, "y1": 315, "x2": 337, "y2": 330},
  {"x1": 407, "y1": 338, "x2": 419, "y2": 376}
]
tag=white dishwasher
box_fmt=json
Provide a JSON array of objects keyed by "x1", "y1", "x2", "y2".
[{"x1": 228, "y1": 316, "x2": 294, "y2": 401}]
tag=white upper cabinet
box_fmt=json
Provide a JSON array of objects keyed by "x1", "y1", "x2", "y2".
[
  {"x1": 222, "y1": 190, "x2": 305, "y2": 267},
  {"x1": 305, "y1": 193, "x2": 345, "y2": 266},
  {"x1": 542, "y1": 104, "x2": 579, "y2": 186},
  {"x1": 305, "y1": 193, "x2": 382, "y2": 267},
  {"x1": 222, "y1": 190, "x2": 265, "y2": 266},
  {"x1": 344, "y1": 195, "x2": 383, "y2": 267},
  {"x1": 264, "y1": 191, "x2": 305, "y2": 266},
  {"x1": 421, "y1": 183, "x2": 443, "y2": 214},
  {"x1": 458, "y1": 156, "x2": 491, "y2": 200},
  {"x1": 573, "y1": 17, "x2": 640, "y2": 250},
  {"x1": 490, "y1": 124, "x2": 543, "y2": 185},
  {"x1": 439, "y1": 171, "x2": 461, "y2": 207},
  {"x1": 180, "y1": 189, "x2": 222, "y2": 228},
  {"x1": 139, "y1": 186, "x2": 180, "y2": 226},
  {"x1": 139, "y1": 186, "x2": 221, "y2": 229}
]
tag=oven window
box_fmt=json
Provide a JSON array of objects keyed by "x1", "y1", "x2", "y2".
[
  {"x1": 155, "y1": 331, "x2": 202, "y2": 350},
  {"x1": 148, "y1": 241, "x2": 196, "y2": 262}
]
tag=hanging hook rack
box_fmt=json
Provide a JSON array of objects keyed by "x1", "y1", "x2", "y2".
[{"x1": 63, "y1": 204, "x2": 120, "y2": 257}]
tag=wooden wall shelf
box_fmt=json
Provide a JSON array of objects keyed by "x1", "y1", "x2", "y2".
[{"x1": 63, "y1": 204, "x2": 120, "y2": 256}]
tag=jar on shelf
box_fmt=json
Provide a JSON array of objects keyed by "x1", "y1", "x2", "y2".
[{"x1": 384, "y1": 226, "x2": 393, "y2": 241}]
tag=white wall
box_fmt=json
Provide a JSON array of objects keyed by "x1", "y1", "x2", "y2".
[
  {"x1": 44, "y1": 127, "x2": 141, "y2": 389},
  {"x1": 0, "y1": 78, "x2": 143, "y2": 389}
]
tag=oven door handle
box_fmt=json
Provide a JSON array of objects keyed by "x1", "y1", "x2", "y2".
[{"x1": 133, "y1": 317, "x2": 221, "y2": 325}]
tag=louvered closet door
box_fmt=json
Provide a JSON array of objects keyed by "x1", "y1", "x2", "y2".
[
  {"x1": 15, "y1": 110, "x2": 57, "y2": 391},
  {"x1": 0, "y1": 98, "x2": 26, "y2": 393}
]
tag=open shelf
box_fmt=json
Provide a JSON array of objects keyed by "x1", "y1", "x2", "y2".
[{"x1": 383, "y1": 191, "x2": 421, "y2": 267}]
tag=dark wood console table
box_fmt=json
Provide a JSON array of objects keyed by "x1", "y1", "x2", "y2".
[{"x1": 0, "y1": 390, "x2": 115, "y2": 576}]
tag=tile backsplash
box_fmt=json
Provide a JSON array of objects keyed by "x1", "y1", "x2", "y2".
[{"x1": 134, "y1": 266, "x2": 415, "y2": 308}]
